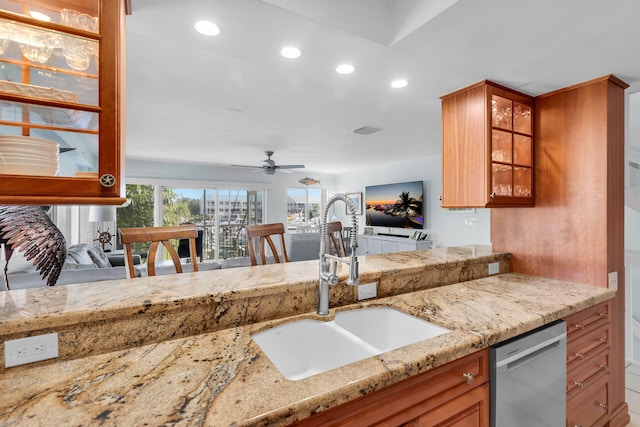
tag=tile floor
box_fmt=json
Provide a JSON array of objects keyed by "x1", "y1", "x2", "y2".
[{"x1": 627, "y1": 362, "x2": 640, "y2": 427}]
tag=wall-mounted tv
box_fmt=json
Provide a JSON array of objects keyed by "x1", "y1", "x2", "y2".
[{"x1": 365, "y1": 180, "x2": 424, "y2": 229}]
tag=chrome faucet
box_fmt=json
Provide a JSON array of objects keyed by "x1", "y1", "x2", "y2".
[{"x1": 317, "y1": 194, "x2": 359, "y2": 315}]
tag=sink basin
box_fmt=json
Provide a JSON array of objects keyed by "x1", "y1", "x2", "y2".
[
  {"x1": 333, "y1": 307, "x2": 450, "y2": 353},
  {"x1": 252, "y1": 307, "x2": 450, "y2": 380}
]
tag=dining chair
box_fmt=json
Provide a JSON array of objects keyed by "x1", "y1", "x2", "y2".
[
  {"x1": 326, "y1": 221, "x2": 347, "y2": 257},
  {"x1": 245, "y1": 223, "x2": 289, "y2": 266},
  {"x1": 118, "y1": 224, "x2": 199, "y2": 278}
]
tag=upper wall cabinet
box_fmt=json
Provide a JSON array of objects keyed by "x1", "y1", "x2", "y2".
[
  {"x1": 441, "y1": 80, "x2": 534, "y2": 208},
  {"x1": 0, "y1": 0, "x2": 125, "y2": 205}
]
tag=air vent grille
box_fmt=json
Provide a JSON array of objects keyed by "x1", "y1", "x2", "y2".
[
  {"x1": 630, "y1": 161, "x2": 640, "y2": 170},
  {"x1": 352, "y1": 126, "x2": 381, "y2": 135}
]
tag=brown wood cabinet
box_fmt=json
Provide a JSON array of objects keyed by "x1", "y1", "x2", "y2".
[
  {"x1": 441, "y1": 80, "x2": 534, "y2": 208},
  {"x1": 491, "y1": 74, "x2": 629, "y2": 427},
  {"x1": 0, "y1": 0, "x2": 126, "y2": 205},
  {"x1": 291, "y1": 349, "x2": 489, "y2": 427},
  {"x1": 564, "y1": 301, "x2": 611, "y2": 427}
]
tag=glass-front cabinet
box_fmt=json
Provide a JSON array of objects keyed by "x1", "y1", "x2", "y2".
[
  {"x1": 0, "y1": 0, "x2": 125, "y2": 205},
  {"x1": 441, "y1": 80, "x2": 535, "y2": 208}
]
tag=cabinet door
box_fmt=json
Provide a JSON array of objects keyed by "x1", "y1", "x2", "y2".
[
  {"x1": 381, "y1": 240, "x2": 398, "y2": 254},
  {"x1": 404, "y1": 384, "x2": 489, "y2": 427},
  {"x1": 366, "y1": 238, "x2": 383, "y2": 255},
  {"x1": 356, "y1": 236, "x2": 368, "y2": 255},
  {"x1": 0, "y1": 1, "x2": 125, "y2": 204},
  {"x1": 488, "y1": 87, "x2": 533, "y2": 206},
  {"x1": 397, "y1": 241, "x2": 417, "y2": 252}
]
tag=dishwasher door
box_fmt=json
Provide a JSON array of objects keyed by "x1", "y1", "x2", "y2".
[{"x1": 490, "y1": 320, "x2": 567, "y2": 427}]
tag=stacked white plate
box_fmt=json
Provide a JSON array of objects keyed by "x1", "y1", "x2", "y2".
[{"x1": 0, "y1": 135, "x2": 59, "y2": 176}]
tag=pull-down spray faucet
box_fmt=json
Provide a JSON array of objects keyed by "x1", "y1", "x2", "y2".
[{"x1": 317, "y1": 194, "x2": 359, "y2": 315}]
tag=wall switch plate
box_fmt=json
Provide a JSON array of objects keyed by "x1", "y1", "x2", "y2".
[
  {"x1": 358, "y1": 282, "x2": 377, "y2": 300},
  {"x1": 608, "y1": 271, "x2": 618, "y2": 291},
  {"x1": 5, "y1": 333, "x2": 58, "y2": 368},
  {"x1": 488, "y1": 262, "x2": 500, "y2": 275}
]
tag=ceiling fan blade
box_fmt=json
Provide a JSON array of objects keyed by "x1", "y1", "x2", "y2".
[
  {"x1": 277, "y1": 168, "x2": 293, "y2": 174},
  {"x1": 275, "y1": 164, "x2": 305, "y2": 169},
  {"x1": 231, "y1": 164, "x2": 261, "y2": 169}
]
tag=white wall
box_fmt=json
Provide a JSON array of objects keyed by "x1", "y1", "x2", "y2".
[{"x1": 333, "y1": 155, "x2": 491, "y2": 248}]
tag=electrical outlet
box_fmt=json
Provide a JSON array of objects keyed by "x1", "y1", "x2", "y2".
[
  {"x1": 488, "y1": 262, "x2": 500, "y2": 275},
  {"x1": 358, "y1": 282, "x2": 377, "y2": 300},
  {"x1": 608, "y1": 271, "x2": 618, "y2": 291},
  {"x1": 5, "y1": 333, "x2": 58, "y2": 368}
]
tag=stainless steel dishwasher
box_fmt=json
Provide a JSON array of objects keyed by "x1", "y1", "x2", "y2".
[{"x1": 490, "y1": 320, "x2": 567, "y2": 427}]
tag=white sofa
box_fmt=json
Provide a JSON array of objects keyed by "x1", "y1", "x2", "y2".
[{"x1": 2, "y1": 243, "x2": 220, "y2": 291}]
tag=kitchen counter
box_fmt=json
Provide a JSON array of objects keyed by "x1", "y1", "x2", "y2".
[
  {"x1": 0, "y1": 245, "x2": 510, "y2": 367},
  {"x1": 0, "y1": 271, "x2": 614, "y2": 426}
]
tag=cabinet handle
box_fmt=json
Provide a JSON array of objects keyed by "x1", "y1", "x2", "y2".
[
  {"x1": 574, "y1": 323, "x2": 584, "y2": 330},
  {"x1": 574, "y1": 425, "x2": 583, "y2": 427},
  {"x1": 600, "y1": 311, "x2": 608, "y2": 318},
  {"x1": 574, "y1": 381, "x2": 584, "y2": 389},
  {"x1": 600, "y1": 337, "x2": 608, "y2": 344},
  {"x1": 462, "y1": 372, "x2": 474, "y2": 384},
  {"x1": 599, "y1": 403, "x2": 608, "y2": 411},
  {"x1": 490, "y1": 192, "x2": 497, "y2": 199},
  {"x1": 599, "y1": 364, "x2": 608, "y2": 370},
  {"x1": 575, "y1": 352, "x2": 584, "y2": 360}
]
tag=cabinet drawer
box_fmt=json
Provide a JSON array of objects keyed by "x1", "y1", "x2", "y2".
[
  {"x1": 567, "y1": 374, "x2": 608, "y2": 427},
  {"x1": 566, "y1": 322, "x2": 609, "y2": 365},
  {"x1": 564, "y1": 302, "x2": 609, "y2": 337},
  {"x1": 403, "y1": 383, "x2": 489, "y2": 427},
  {"x1": 567, "y1": 347, "x2": 609, "y2": 397},
  {"x1": 292, "y1": 350, "x2": 488, "y2": 427}
]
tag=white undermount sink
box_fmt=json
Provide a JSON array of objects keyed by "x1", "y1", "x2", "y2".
[{"x1": 252, "y1": 307, "x2": 450, "y2": 381}]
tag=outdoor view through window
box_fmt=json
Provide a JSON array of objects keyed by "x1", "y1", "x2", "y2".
[{"x1": 116, "y1": 184, "x2": 263, "y2": 261}]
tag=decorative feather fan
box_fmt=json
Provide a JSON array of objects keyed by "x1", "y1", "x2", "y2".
[{"x1": 0, "y1": 205, "x2": 67, "y2": 290}]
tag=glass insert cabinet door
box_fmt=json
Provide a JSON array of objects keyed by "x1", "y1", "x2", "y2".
[
  {"x1": 490, "y1": 94, "x2": 533, "y2": 201},
  {"x1": 0, "y1": 0, "x2": 125, "y2": 204}
]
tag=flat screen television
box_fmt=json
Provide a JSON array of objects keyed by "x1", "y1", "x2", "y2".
[{"x1": 365, "y1": 180, "x2": 424, "y2": 229}]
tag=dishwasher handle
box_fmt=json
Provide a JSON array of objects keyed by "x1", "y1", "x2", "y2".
[{"x1": 496, "y1": 332, "x2": 566, "y2": 370}]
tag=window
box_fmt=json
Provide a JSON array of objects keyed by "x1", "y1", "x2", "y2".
[
  {"x1": 116, "y1": 184, "x2": 264, "y2": 261},
  {"x1": 115, "y1": 184, "x2": 155, "y2": 253},
  {"x1": 287, "y1": 188, "x2": 323, "y2": 233}
]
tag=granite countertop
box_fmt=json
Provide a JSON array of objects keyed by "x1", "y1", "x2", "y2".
[{"x1": 0, "y1": 272, "x2": 614, "y2": 426}]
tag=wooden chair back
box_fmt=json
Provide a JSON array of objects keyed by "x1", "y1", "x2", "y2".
[
  {"x1": 327, "y1": 221, "x2": 347, "y2": 257},
  {"x1": 245, "y1": 223, "x2": 289, "y2": 266},
  {"x1": 118, "y1": 224, "x2": 199, "y2": 278}
]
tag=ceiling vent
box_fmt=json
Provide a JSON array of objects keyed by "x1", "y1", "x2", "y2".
[
  {"x1": 630, "y1": 161, "x2": 640, "y2": 170},
  {"x1": 352, "y1": 126, "x2": 381, "y2": 136}
]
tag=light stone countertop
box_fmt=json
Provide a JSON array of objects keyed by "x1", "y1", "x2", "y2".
[{"x1": 0, "y1": 272, "x2": 614, "y2": 426}]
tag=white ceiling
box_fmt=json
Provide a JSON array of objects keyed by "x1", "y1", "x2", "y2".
[{"x1": 125, "y1": 0, "x2": 640, "y2": 175}]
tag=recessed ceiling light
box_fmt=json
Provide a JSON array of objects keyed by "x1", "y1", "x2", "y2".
[
  {"x1": 390, "y1": 79, "x2": 408, "y2": 88},
  {"x1": 280, "y1": 46, "x2": 301, "y2": 59},
  {"x1": 29, "y1": 11, "x2": 51, "y2": 22},
  {"x1": 336, "y1": 64, "x2": 355, "y2": 75},
  {"x1": 195, "y1": 20, "x2": 220, "y2": 36}
]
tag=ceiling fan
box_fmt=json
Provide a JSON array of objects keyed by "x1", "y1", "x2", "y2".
[{"x1": 231, "y1": 151, "x2": 305, "y2": 175}]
